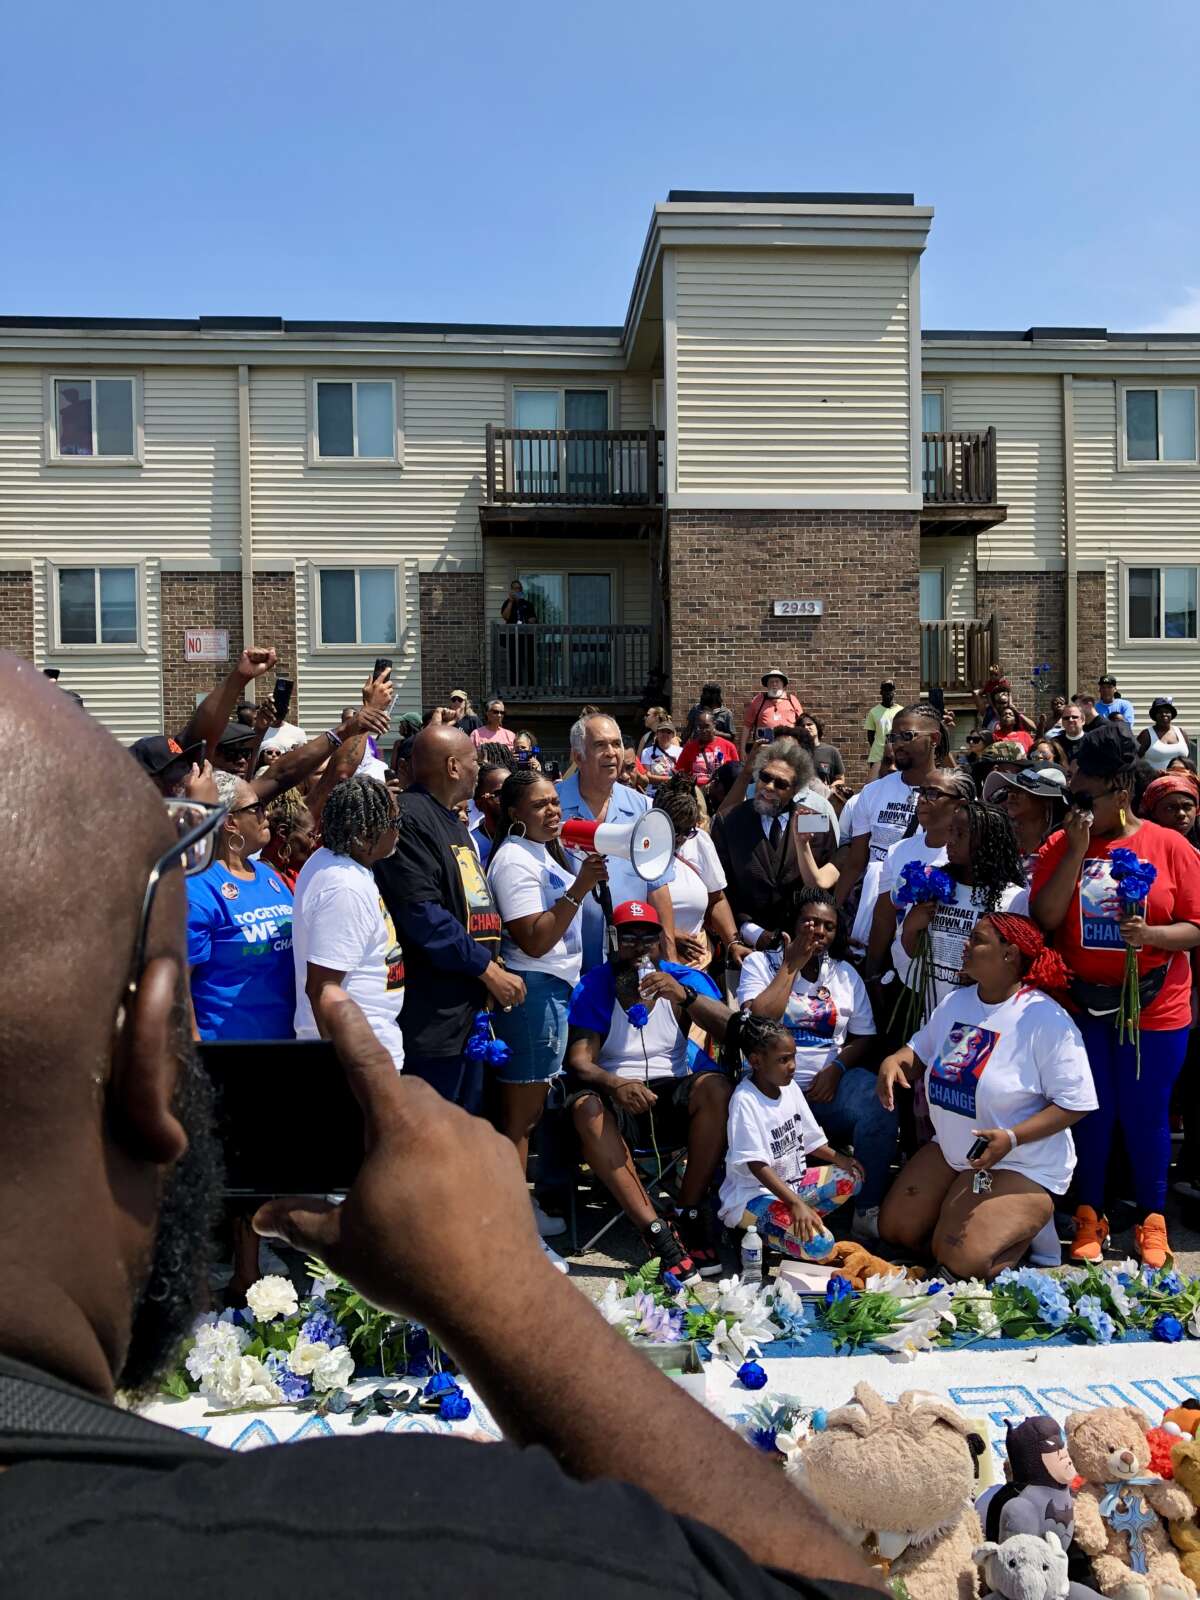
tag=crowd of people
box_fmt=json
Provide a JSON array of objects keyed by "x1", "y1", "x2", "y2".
[{"x1": 138, "y1": 647, "x2": 1200, "y2": 1288}]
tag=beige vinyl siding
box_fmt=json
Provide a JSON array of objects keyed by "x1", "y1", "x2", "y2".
[
  {"x1": 0, "y1": 365, "x2": 240, "y2": 564},
  {"x1": 33, "y1": 557, "x2": 163, "y2": 740},
  {"x1": 921, "y1": 536, "x2": 976, "y2": 620},
  {"x1": 293, "y1": 556, "x2": 421, "y2": 734},
  {"x1": 672, "y1": 247, "x2": 912, "y2": 494},
  {"x1": 947, "y1": 375, "x2": 1065, "y2": 566},
  {"x1": 1073, "y1": 378, "x2": 1200, "y2": 727},
  {"x1": 619, "y1": 375, "x2": 654, "y2": 430}
]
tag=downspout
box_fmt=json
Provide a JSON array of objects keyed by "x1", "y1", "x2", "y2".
[
  {"x1": 237, "y1": 364, "x2": 254, "y2": 647},
  {"x1": 1062, "y1": 374, "x2": 1077, "y2": 690}
]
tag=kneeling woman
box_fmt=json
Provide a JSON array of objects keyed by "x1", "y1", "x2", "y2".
[{"x1": 876, "y1": 914, "x2": 1097, "y2": 1280}]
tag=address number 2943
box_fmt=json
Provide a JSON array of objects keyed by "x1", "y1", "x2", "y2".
[{"x1": 772, "y1": 599, "x2": 824, "y2": 617}]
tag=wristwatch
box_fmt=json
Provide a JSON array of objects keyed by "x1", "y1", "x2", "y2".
[
  {"x1": 678, "y1": 983, "x2": 699, "y2": 1011},
  {"x1": 561, "y1": 889, "x2": 584, "y2": 910}
]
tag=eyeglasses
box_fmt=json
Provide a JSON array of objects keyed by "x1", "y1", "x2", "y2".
[
  {"x1": 132, "y1": 799, "x2": 229, "y2": 982},
  {"x1": 1065, "y1": 787, "x2": 1110, "y2": 809},
  {"x1": 616, "y1": 930, "x2": 659, "y2": 946},
  {"x1": 916, "y1": 785, "x2": 955, "y2": 802},
  {"x1": 757, "y1": 773, "x2": 794, "y2": 791},
  {"x1": 232, "y1": 801, "x2": 268, "y2": 820}
]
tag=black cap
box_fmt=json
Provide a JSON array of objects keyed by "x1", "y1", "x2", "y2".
[
  {"x1": 217, "y1": 722, "x2": 258, "y2": 749},
  {"x1": 129, "y1": 735, "x2": 204, "y2": 777}
]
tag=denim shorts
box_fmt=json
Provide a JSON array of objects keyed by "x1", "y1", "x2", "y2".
[{"x1": 491, "y1": 969, "x2": 573, "y2": 1085}]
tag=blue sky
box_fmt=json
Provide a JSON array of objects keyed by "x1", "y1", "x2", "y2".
[{"x1": 3, "y1": 0, "x2": 1198, "y2": 332}]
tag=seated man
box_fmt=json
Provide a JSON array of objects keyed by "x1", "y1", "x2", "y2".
[{"x1": 566, "y1": 900, "x2": 733, "y2": 1282}]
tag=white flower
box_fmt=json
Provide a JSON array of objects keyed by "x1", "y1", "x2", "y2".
[
  {"x1": 309, "y1": 1271, "x2": 342, "y2": 1299},
  {"x1": 185, "y1": 1318, "x2": 249, "y2": 1383},
  {"x1": 710, "y1": 1318, "x2": 760, "y2": 1364},
  {"x1": 597, "y1": 1282, "x2": 637, "y2": 1331},
  {"x1": 1188, "y1": 1308, "x2": 1200, "y2": 1340},
  {"x1": 288, "y1": 1338, "x2": 330, "y2": 1376},
  {"x1": 197, "y1": 1353, "x2": 283, "y2": 1410},
  {"x1": 245, "y1": 1274, "x2": 298, "y2": 1323},
  {"x1": 311, "y1": 1345, "x2": 355, "y2": 1392},
  {"x1": 875, "y1": 1317, "x2": 940, "y2": 1360},
  {"x1": 865, "y1": 1270, "x2": 923, "y2": 1297}
]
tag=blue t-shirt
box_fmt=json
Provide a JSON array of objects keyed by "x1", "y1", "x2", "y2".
[
  {"x1": 555, "y1": 775, "x2": 674, "y2": 973},
  {"x1": 1094, "y1": 697, "x2": 1136, "y2": 725},
  {"x1": 186, "y1": 860, "x2": 296, "y2": 1041}
]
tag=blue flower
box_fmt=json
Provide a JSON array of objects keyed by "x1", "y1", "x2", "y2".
[
  {"x1": 464, "y1": 1033, "x2": 490, "y2": 1060},
  {"x1": 737, "y1": 1360, "x2": 768, "y2": 1390},
  {"x1": 1110, "y1": 848, "x2": 1140, "y2": 874},
  {"x1": 264, "y1": 1350, "x2": 312, "y2": 1402},
  {"x1": 299, "y1": 1306, "x2": 345, "y2": 1349},
  {"x1": 484, "y1": 1038, "x2": 511, "y2": 1065},
  {"x1": 1154, "y1": 1314, "x2": 1185, "y2": 1344},
  {"x1": 627, "y1": 1003, "x2": 650, "y2": 1029},
  {"x1": 1160, "y1": 1272, "x2": 1184, "y2": 1296},
  {"x1": 824, "y1": 1275, "x2": 856, "y2": 1305},
  {"x1": 926, "y1": 1281, "x2": 946, "y2": 1295},
  {"x1": 747, "y1": 1424, "x2": 778, "y2": 1453},
  {"x1": 811, "y1": 1407, "x2": 828, "y2": 1431},
  {"x1": 438, "y1": 1389, "x2": 472, "y2": 1422},
  {"x1": 1075, "y1": 1294, "x2": 1115, "y2": 1345},
  {"x1": 425, "y1": 1371, "x2": 458, "y2": 1396}
]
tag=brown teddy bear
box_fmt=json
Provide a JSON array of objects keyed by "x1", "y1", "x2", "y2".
[
  {"x1": 1066, "y1": 1405, "x2": 1195, "y2": 1600},
  {"x1": 823, "y1": 1240, "x2": 927, "y2": 1292},
  {"x1": 1168, "y1": 1439, "x2": 1200, "y2": 1586},
  {"x1": 791, "y1": 1382, "x2": 985, "y2": 1600}
]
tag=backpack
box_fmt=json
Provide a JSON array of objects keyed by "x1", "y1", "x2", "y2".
[{"x1": 748, "y1": 691, "x2": 804, "y2": 730}]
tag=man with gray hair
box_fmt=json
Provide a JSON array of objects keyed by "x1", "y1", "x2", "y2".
[
  {"x1": 556, "y1": 712, "x2": 675, "y2": 972},
  {"x1": 711, "y1": 739, "x2": 839, "y2": 954}
]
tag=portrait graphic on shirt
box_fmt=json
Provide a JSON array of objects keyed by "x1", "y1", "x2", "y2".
[
  {"x1": 1079, "y1": 859, "x2": 1125, "y2": 950},
  {"x1": 927, "y1": 1022, "x2": 999, "y2": 1118},
  {"x1": 451, "y1": 844, "x2": 502, "y2": 954},
  {"x1": 378, "y1": 897, "x2": 405, "y2": 992},
  {"x1": 868, "y1": 792, "x2": 918, "y2": 861},
  {"x1": 786, "y1": 987, "x2": 838, "y2": 1050}
]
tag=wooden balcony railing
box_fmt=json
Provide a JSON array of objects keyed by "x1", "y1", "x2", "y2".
[
  {"x1": 920, "y1": 616, "x2": 998, "y2": 693},
  {"x1": 491, "y1": 622, "x2": 651, "y2": 702},
  {"x1": 486, "y1": 424, "x2": 663, "y2": 507},
  {"x1": 922, "y1": 427, "x2": 997, "y2": 504}
]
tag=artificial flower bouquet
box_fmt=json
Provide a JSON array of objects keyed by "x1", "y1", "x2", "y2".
[
  {"x1": 889, "y1": 861, "x2": 955, "y2": 1036},
  {"x1": 597, "y1": 1262, "x2": 811, "y2": 1356},
  {"x1": 1108, "y1": 846, "x2": 1158, "y2": 1073}
]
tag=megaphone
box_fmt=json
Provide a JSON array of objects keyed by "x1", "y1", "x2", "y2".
[{"x1": 560, "y1": 811, "x2": 675, "y2": 883}]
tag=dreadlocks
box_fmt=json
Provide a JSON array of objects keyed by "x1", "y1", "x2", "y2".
[
  {"x1": 321, "y1": 776, "x2": 394, "y2": 858},
  {"x1": 962, "y1": 799, "x2": 1024, "y2": 911},
  {"x1": 897, "y1": 701, "x2": 951, "y2": 763},
  {"x1": 492, "y1": 768, "x2": 568, "y2": 868}
]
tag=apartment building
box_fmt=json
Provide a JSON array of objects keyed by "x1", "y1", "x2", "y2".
[{"x1": 1, "y1": 191, "x2": 1197, "y2": 769}]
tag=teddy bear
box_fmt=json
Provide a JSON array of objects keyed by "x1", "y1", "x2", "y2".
[
  {"x1": 823, "y1": 1240, "x2": 927, "y2": 1291},
  {"x1": 1165, "y1": 1406, "x2": 1200, "y2": 1440},
  {"x1": 975, "y1": 1531, "x2": 1070, "y2": 1600},
  {"x1": 791, "y1": 1382, "x2": 985, "y2": 1600},
  {"x1": 1167, "y1": 1438, "x2": 1200, "y2": 1586},
  {"x1": 1066, "y1": 1405, "x2": 1195, "y2": 1600}
]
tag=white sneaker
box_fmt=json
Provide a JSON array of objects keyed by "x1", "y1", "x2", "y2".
[
  {"x1": 541, "y1": 1238, "x2": 570, "y2": 1274},
  {"x1": 1028, "y1": 1217, "x2": 1062, "y2": 1267},
  {"x1": 533, "y1": 1200, "x2": 567, "y2": 1239},
  {"x1": 852, "y1": 1206, "x2": 880, "y2": 1242}
]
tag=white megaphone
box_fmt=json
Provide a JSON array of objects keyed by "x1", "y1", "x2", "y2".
[{"x1": 560, "y1": 812, "x2": 675, "y2": 883}]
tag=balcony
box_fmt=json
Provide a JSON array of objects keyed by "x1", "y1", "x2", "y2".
[
  {"x1": 920, "y1": 616, "x2": 999, "y2": 693},
  {"x1": 491, "y1": 621, "x2": 651, "y2": 704},
  {"x1": 920, "y1": 427, "x2": 1007, "y2": 536},
  {"x1": 481, "y1": 424, "x2": 664, "y2": 534}
]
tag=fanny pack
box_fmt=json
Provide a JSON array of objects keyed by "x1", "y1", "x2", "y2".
[{"x1": 1068, "y1": 960, "x2": 1170, "y2": 1018}]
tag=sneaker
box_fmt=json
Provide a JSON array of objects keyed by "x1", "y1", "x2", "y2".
[
  {"x1": 852, "y1": 1206, "x2": 880, "y2": 1243},
  {"x1": 1028, "y1": 1216, "x2": 1062, "y2": 1268},
  {"x1": 674, "y1": 1206, "x2": 722, "y2": 1278},
  {"x1": 642, "y1": 1217, "x2": 700, "y2": 1288},
  {"x1": 1173, "y1": 1178, "x2": 1200, "y2": 1202},
  {"x1": 533, "y1": 1199, "x2": 566, "y2": 1239},
  {"x1": 1135, "y1": 1212, "x2": 1171, "y2": 1270},
  {"x1": 1069, "y1": 1205, "x2": 1109, "y2": 1262},
  {"x1": 540, "y1": 1238, "x2": 570, "y2": 1275}
]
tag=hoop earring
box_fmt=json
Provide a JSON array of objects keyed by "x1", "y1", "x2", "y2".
[
  {"x1": 510, "y1": 820, "x2": 527, "y2": 839},
  {"x1": 229, "y1": 830, "x2": 246, "y2": 854}
]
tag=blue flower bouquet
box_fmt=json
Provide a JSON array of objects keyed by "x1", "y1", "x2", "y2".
[
  {"x1": 1108, "y1": 847, "x2": 1158, "y2": 1075},
  {"x1": 889, "y1": 861, "x2": 956, "y2": 1037}
]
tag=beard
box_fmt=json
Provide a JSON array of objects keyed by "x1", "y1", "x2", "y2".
[
  {"x1": 118, "y1": 1029, "x2": 223, "y2": 1394},
  {"x1": 753, "y1": 788, "x2": 787, "y2": 818}
]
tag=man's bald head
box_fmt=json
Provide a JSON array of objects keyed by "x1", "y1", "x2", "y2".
[{"x1": 411, "y1": 722, "x2": 478, "y2": 808}]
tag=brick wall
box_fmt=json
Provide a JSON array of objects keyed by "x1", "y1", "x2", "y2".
[
  {"x1": 1075, "y1": 570, "x2": 1108, "y2": 694},
  {"x1": 419, "y1": 571, "x2": 485, "y2": 710},
  {"x1": 667, "y1": 510, "x2": 920, "y2": 782},
  {"x1": 976, "y1": 569, "x2": 1067, "y2": 718},
  {"x1": 0, "y1": 571, "x2": 33, "y2": 662},
  {"x1": 160, "y1": 571, "x2": 244, "y2": 734},
  {"x1": 251, "y1": 571, "x2": 299, "y2": 713}
]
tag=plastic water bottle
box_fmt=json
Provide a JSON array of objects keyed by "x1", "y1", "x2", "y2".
[{"x1": 741, "y1": 1221, "x2": 764, "y2": 1281}]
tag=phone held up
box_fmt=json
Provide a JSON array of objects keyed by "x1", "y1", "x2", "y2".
[
  {"x1": 372, "y1": 657, "x2": 393, "y2": 682},
  {"x1": 273, "y1": 676, "x2": 294, "y2": 722}
]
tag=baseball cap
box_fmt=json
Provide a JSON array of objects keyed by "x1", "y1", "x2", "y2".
[
  {"x1": 1098, "y1": 674, "x2": 1119, "y2": 687},
  {"x1": 129, "y1": 734, "x2": 204, "y2": 778},
  {"x1": 983, "y1": 764, "x2": 1069, "y2": 806},
  {"x1": 449, "y1": 689, "x2": 468, "y2": 702},
  {"x1": 612, "y1": 899, "x2": 661, "y2": 930},
  {"x1": 217, "y1": 722, "x2": 258, "y2": 749}
]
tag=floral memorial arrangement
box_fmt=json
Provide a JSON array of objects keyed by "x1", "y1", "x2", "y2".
[{"x1": 889, "y1": 861, "x2": 956, "y2": 1035}]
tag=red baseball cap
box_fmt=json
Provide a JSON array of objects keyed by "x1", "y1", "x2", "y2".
[{"x1": 612, "y1": 899, "x2": 661, "y2": 929}]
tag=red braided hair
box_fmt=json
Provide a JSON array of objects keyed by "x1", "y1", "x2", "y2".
[{"x1": 985, "y1": 912, "x2": 1071, "y2": 998}]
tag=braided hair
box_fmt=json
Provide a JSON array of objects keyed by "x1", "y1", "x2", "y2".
[
  {"x1": 653, "y1": 773, "x2": 701, "y2": 844},
  {"x1": 737, "y1": 1011, "x2": 794, "y2": 1060},
  {"x1": 896, "y1": 701, "x2": 951, "y2": 763},
  {"x1": 321, "y1": 777, "x2": 394, "y2": 858},
  {"x1": 791, "y1": 886, "x2": 849, "y2": 961},
  {"x1": 959, "y1": 799, "x2": 1024, "y2": 911},
  {"x1": 491, "y1": 768, "x2": 568, "y2": 868}
]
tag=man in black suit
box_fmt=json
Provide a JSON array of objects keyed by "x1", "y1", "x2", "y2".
[{"x1": 711, "y1": 739, "x2": 840, "y2": 957}]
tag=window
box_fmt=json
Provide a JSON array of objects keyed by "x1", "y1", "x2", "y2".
[
  {"x1": 921, "y1": 389, "x2": 946, "y2": 496},
  {"x1": 317, "y1": 567, "x2": 398, "y2": 645},
  {"x1": 51, "y1": 376, "x2": 137, "y2": 460},
  {"x1": 1123, "y1": 386, "x2": 1198, "y2": 464},
  {"x1": 1126, "y1": 565, "x2": 1199, "y2": 642},
  {"x1": 511, "y1": 387, "x2": 611, "y2": 496},
  {"x1": 54, "y1": 565, "x2": 139, "y2": 646},
  {"x1": 312, "y1": 379, "x2": 399, "y2": 461},
  {"x1": 919, "y1": 567, "x2": 945, "y2": 621}
]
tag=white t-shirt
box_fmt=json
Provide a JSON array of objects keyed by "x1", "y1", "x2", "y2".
[
  {"x1": 881, "y1": 829, "x2": 949, "y2": 975},
  {"x1": 850, "y1": 772, "x2": 921, "y2": 949},
  {"x1": 719, "y1": 1077, "x2": 829, "y2": 1225},
  {"x1": 486, "y1": 837, "x2": 582, "y2": 986},
  {"x1": 292, "y1": 847, "x2": 404, "y2": 1069},
  {"x1": 598, "y1": 994, "x2": 689, "y2": 1081},
  {"x1": 910, "y1": 985, "x2": 1097, "y2": 1195},
  {"x1": 737, "y1": 952, "x2": 875, "y2": 1088},
  {"x1": 643, "y1": 739, "x2": 682, "y2": 776},
  {"x1": 668, "y1": 828, "x2": 727, "y2": 937},
  {"x1": 837, "y1": 791, "x2": 859, "y2": 840},
  {"x1": 896, "y1": 879, "x2": 1027, "y2": 1009}
]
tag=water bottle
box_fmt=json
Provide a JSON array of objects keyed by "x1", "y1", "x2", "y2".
[
  {"x1": 741, "y1": 1221, "x2": 764, "y2": 1281},
  {"x1": 636, "y1": 955, "x2": 655, "y2": 998}
]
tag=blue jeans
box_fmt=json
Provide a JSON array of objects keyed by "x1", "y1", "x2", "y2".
[
  {"x1": 491, "y1": 970, "x2": 572, "y2": 1085},
  {"x1": 1073, "y1": 1014, "x2": 1189, "y2": 1216},
  {"x1": 812, "y1": 1066, "x2": 899, "y2": 1209}
]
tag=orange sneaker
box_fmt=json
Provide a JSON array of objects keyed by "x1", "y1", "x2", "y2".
[
  {"x1": 1070, "y1": 1205, "x2": 1109, "y2": 1262},
  {"x1": 1135, "y1": 1213, "x2": 1171, "y2": 1270}
]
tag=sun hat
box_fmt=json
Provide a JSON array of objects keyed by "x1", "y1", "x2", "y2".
[{"x1": 760, "y1": 668, "x2": 789, "y2": 687}]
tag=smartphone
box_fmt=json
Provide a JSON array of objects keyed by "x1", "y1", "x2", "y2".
[
  {"x1": 516, "y1": 749, "x2": 529, "y2": 765},
  {"x1": 273, "y1": 676, "x2": 294, "y2": 721},
  {"x1": 42, "y1": 666, "x2": 61, "y2": 681},
  {"x1": 372, "y1": 657, "x2": 393, "y2": 681},
  {"x1": 929, "y1": 685, "x2": 945, "y2": 715},
  {"x1": 966, "y1": 1135, "x2": 990, "y2": 1162},
  {"x1": 755, "y1": 726, "x2": 774, "y2": 744},
  {"x1": 199, "y1": 1040, "x2": 365, "y2": 1196},
  {"x1": 794, "y1": 807, "x2": 830, "y2": 835}
]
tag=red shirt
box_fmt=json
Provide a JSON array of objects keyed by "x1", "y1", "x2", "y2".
[
  {"x1": 675, "y1": 736, "x2": 739, "y2": 785},
  {"x1": 998, "y1": 728, "x2": 1033, "y2": 753},
  {"x1": 1030, "y1": 819, "x2": 1200, "y2": 1029}
]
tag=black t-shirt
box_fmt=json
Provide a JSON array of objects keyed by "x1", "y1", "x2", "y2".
[
  {"x1": 811, "y1": 743, "x2": 844, "y2": 785},
  {"x1": 0, "y1": 1431, "x2": 880, "y2": 1599},
  {"x1": 376, "y1": 786, "x2": 501, "y2": 1057}
]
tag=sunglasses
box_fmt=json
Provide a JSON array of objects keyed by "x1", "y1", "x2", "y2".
[
  {"x1": 757, "y1": 773, "x2": 794, "y2": 791},
  {"x1": 616, "y1": 930, "x2": 659, "y2": 945},
  {"x1": 1065, "y1": 788, "x2": 1109, "y2": 809},
  {"x1": 232, "y1": 801, "x2": 268, "y2": 820},
  {"x1": 887, "y1": 728, "x2": 922, "y2": 743}
]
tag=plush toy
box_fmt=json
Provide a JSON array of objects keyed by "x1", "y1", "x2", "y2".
[
  {"x1": 975, "y1": 1531, "x2": 1070, "y2": 1600},
  {"x1": 1148, "y1": 1431, "x2": 1179, "y2": 1482},
  {"x1": 823, "y1": 1240, "x2": 927, "y2": 1291},
  {"x1": 1167, "y1": 1439, "x2": 1200, "y2": 1586},
  {"x1": 791, "y1": 1382, "x2": 985, "y2": 1600},
  {"x1": 1066, "y1": 1405, "x2": 1195, "y2": 1600},
  {"x1": 976, "y1": 1419, "x2": 1103, "y2": 1600},
  {"x1": 1164, "y1": 1406, "x2": 1200, "y2": 1440}
]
